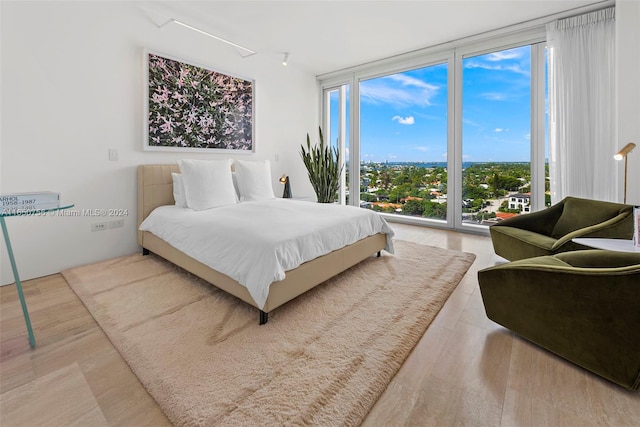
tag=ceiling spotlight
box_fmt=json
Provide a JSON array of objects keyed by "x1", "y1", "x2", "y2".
[{"x1": 282, "y1": 53, "x2": 289, "y2": 66}]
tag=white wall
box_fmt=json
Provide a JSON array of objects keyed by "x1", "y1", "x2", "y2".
[
  {"x1": 616, "y1": 0, "x2": 640, "y2": 205},
  {"x1": 0, "y1": 1, "x2": 318, "y2": 285}
]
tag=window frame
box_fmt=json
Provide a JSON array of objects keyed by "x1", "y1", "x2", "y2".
[
  {"x1": 319, "y1": 27, "x2": 549, "y2": 234},
  {"x1": 454, "y1": 37, "x2": 547, "y2": 233},
  {"x1": 322, "y1": 85, "x2": 349, "y2": 205}
]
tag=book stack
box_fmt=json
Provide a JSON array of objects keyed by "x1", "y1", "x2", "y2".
[
  {"x1": 0, "y1": 191, "x2": 60, "y2": 215},
  {"x1": 634, "y1": 206, "x2": 640, "y2": 247}
]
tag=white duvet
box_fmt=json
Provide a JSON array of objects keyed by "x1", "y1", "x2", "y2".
[{"x1": 139, "y1": 199, "x2": 394, "y2": 309}]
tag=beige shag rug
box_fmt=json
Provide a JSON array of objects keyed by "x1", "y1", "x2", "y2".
[{"x1": 62, "y1": 240, "x2": 475, "y2": 426}]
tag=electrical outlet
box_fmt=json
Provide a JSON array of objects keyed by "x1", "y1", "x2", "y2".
[
  {"x1": 109, "y1": 219, "x2": 124, "y2": 229},
  {"x1": 91, "y1": 222, "x2": 108, "y2": 232}
]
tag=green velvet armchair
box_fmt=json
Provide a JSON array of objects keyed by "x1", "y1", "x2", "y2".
[
  {"x1": 490, "y1": 196, "x2": 633, "y2": 261},
  {"x1": 478, "y1": 250, "x2": 640, "y2": 390}
]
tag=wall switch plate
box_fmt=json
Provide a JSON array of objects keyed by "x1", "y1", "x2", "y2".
[
  {"x1": 109, "y1": 219, "x2": 124, "y2": 229},
  {"x1": 108, "y1": 149, "x2": 119, "y2": 161},
  {"x1": 91, "y1": 222, "x2": 108, "y2": 232}
]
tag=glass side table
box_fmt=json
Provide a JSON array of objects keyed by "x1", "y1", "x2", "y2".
[
  {"x1": 1, "y1": 202, "x2": 75, "y2": 347},
  {"x1": 572, "y1": 237, "x2": 640, "y2": 253}
]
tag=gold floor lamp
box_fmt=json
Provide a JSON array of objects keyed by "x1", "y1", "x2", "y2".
[{"x1": 614, "y1": 142, "x2": 636, "y2": 204}]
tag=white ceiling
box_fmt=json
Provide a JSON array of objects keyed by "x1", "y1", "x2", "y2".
[{"x1": 141, "y1": 0, "x2": 608, "y2": 75}]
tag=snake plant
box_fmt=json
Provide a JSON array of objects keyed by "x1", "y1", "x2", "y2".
[{"x1": 300, "y1": 127, "x2": 343, "y2": 203}]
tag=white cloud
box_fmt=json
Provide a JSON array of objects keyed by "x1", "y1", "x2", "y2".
[
  {"x1": 494, "y1": 128, "x2": 509, "y2": 133},
  {"x1": 486, "y1": 49, "x2": 523, "y2": 61},
  {"x1": 505, "y1": 64, "x2": 529, "y2": 75},
  {"x1": 464, "y1": 61, "x2": 499, "y2": 71},
  {"x1": 386, "y1": 74, "x2": 436, "y2": 90},
  {"x1": 415, "y1": 146, "x2": 429, "y2": 152},
  {"x1": 360, "y1": 73, "x2": 440, "y2": 107},
  {"x1": 464, "y1": 46, "x2": 530, "y2": 77},
  {"x1": 494, "y1": 128, "x2": 503, "y2": 133},
  {"x1": 481, "y1": 92, "x2": 507, "y2": 101},
  {"x1": 392, "y1": 115, "x2": 415, "y2": 125},
  {"x1": 464, "y1": 61, "x2": 529, "y2": 76}
]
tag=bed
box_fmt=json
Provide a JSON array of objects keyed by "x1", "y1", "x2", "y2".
[{"x1": 137, "y1": 164, "x2": 393, "y2": 324}]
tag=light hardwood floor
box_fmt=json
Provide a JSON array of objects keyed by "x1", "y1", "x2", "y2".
[{"x1": 1, "y1": 223, "x2": 639, "y2": 426}]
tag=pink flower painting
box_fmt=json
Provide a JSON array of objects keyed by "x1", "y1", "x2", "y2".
[{"x1": 147, "y1": 53, "x2": 253, "y2": 150}]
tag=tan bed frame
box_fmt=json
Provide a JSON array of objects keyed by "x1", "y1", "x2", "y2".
[{"x1": 137, "y1": 164, "x2": 387, "y2": 324}]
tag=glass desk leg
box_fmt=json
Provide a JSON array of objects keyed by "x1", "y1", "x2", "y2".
[{"x1": 0, "y1": 217, "x2": 35, "y2": 347}]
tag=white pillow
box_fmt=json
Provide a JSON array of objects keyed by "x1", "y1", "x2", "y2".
[
  {"x1": 171, "y1": 173, "x2": 188, "y2": 208},
  {"x1": 177, "y1": 159, "x2": 237, "y2": 210},
  {"x1": 234, "y1": 160, "x2": 276, "y2": 202},
  {"x1": 231, "y1": 172, "x2": 241, "y2": 199}
]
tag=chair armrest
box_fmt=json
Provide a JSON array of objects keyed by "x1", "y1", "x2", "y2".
[
  {"x1": 555, "y1": 249, "x2": 640, "y2": 268},
  {"x1": 484, "y1": 256, "x2": 640, "y2": 275},
  {"x1": 551, "y1": 211, "x2": 632, "y2": 250},
  {"x1": 491, "y1": 200, "x2": 565, "y2": 235}
]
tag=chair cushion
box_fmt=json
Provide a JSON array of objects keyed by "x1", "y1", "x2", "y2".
[
  {"x1": 492, "y1": 226, "x2": 557, "y2": 250},
  {"x1": 551, "y1": 197, "x2": 627, "y2": 239},
  {"x1": 490, "y1": 226, "x2": 559, "y2": 261}
]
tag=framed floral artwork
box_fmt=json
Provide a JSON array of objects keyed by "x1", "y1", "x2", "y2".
[{"x1": 143, "y1": 50, "x2": 254, "y2": 152}]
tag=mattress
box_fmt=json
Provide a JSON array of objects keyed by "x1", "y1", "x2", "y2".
[{"x1": 139, "y1": 199, "x2": 394, "y2": 309}]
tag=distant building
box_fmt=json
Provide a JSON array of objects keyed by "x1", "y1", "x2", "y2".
[
  {"x1": 496, "y1": 212, "x2": 518, "y2": 220},
  {"x1": 435, "y1": 194, "x2": 447, "y2": 204},
  {"x1": 400, "y1": 196, "x2": 424, "y2": 203},
  {"x1": 372, "y1": 202, "x2": 402, "y2": 212},
  {"x1": 509, "y1": 193, "x2": 531, "y2": 213}
]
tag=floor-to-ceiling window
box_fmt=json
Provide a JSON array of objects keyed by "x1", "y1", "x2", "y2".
[
  {"x1": 320, "y1": 32, "x2": 548, "y2": 232},
  {"x1": 359, "y1": 63, "x2": 449, "y2": 221},
  {"x1": 459, "y1": 45, "x2": 546, "y2": 227},
  {"x1": 324, "y1": 85, "x2": 349, "y2": 204}
]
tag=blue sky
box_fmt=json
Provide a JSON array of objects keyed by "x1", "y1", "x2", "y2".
[{"x1": 334, "y1": 45, "x2": 535, "y2": 163}]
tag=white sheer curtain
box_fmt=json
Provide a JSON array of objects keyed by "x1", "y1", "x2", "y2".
[{"x1": 547, "y1": 7, "x2": 616, "y2": 203}]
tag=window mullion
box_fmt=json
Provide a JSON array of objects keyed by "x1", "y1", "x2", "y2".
[
  {"x1": 338, "y1": 85, "x2": 347, "y2": 205},
  {"x1": 451, "y1": 51, "x2": 462, "y2": 229},
  {"x1": 350, "y1": 75, "x2": 360, "y2": 207}
]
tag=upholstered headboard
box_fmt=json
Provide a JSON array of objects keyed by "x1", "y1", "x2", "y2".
[{"x1": 137, "y1": 164, "x2": 179, "y2": 245}]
